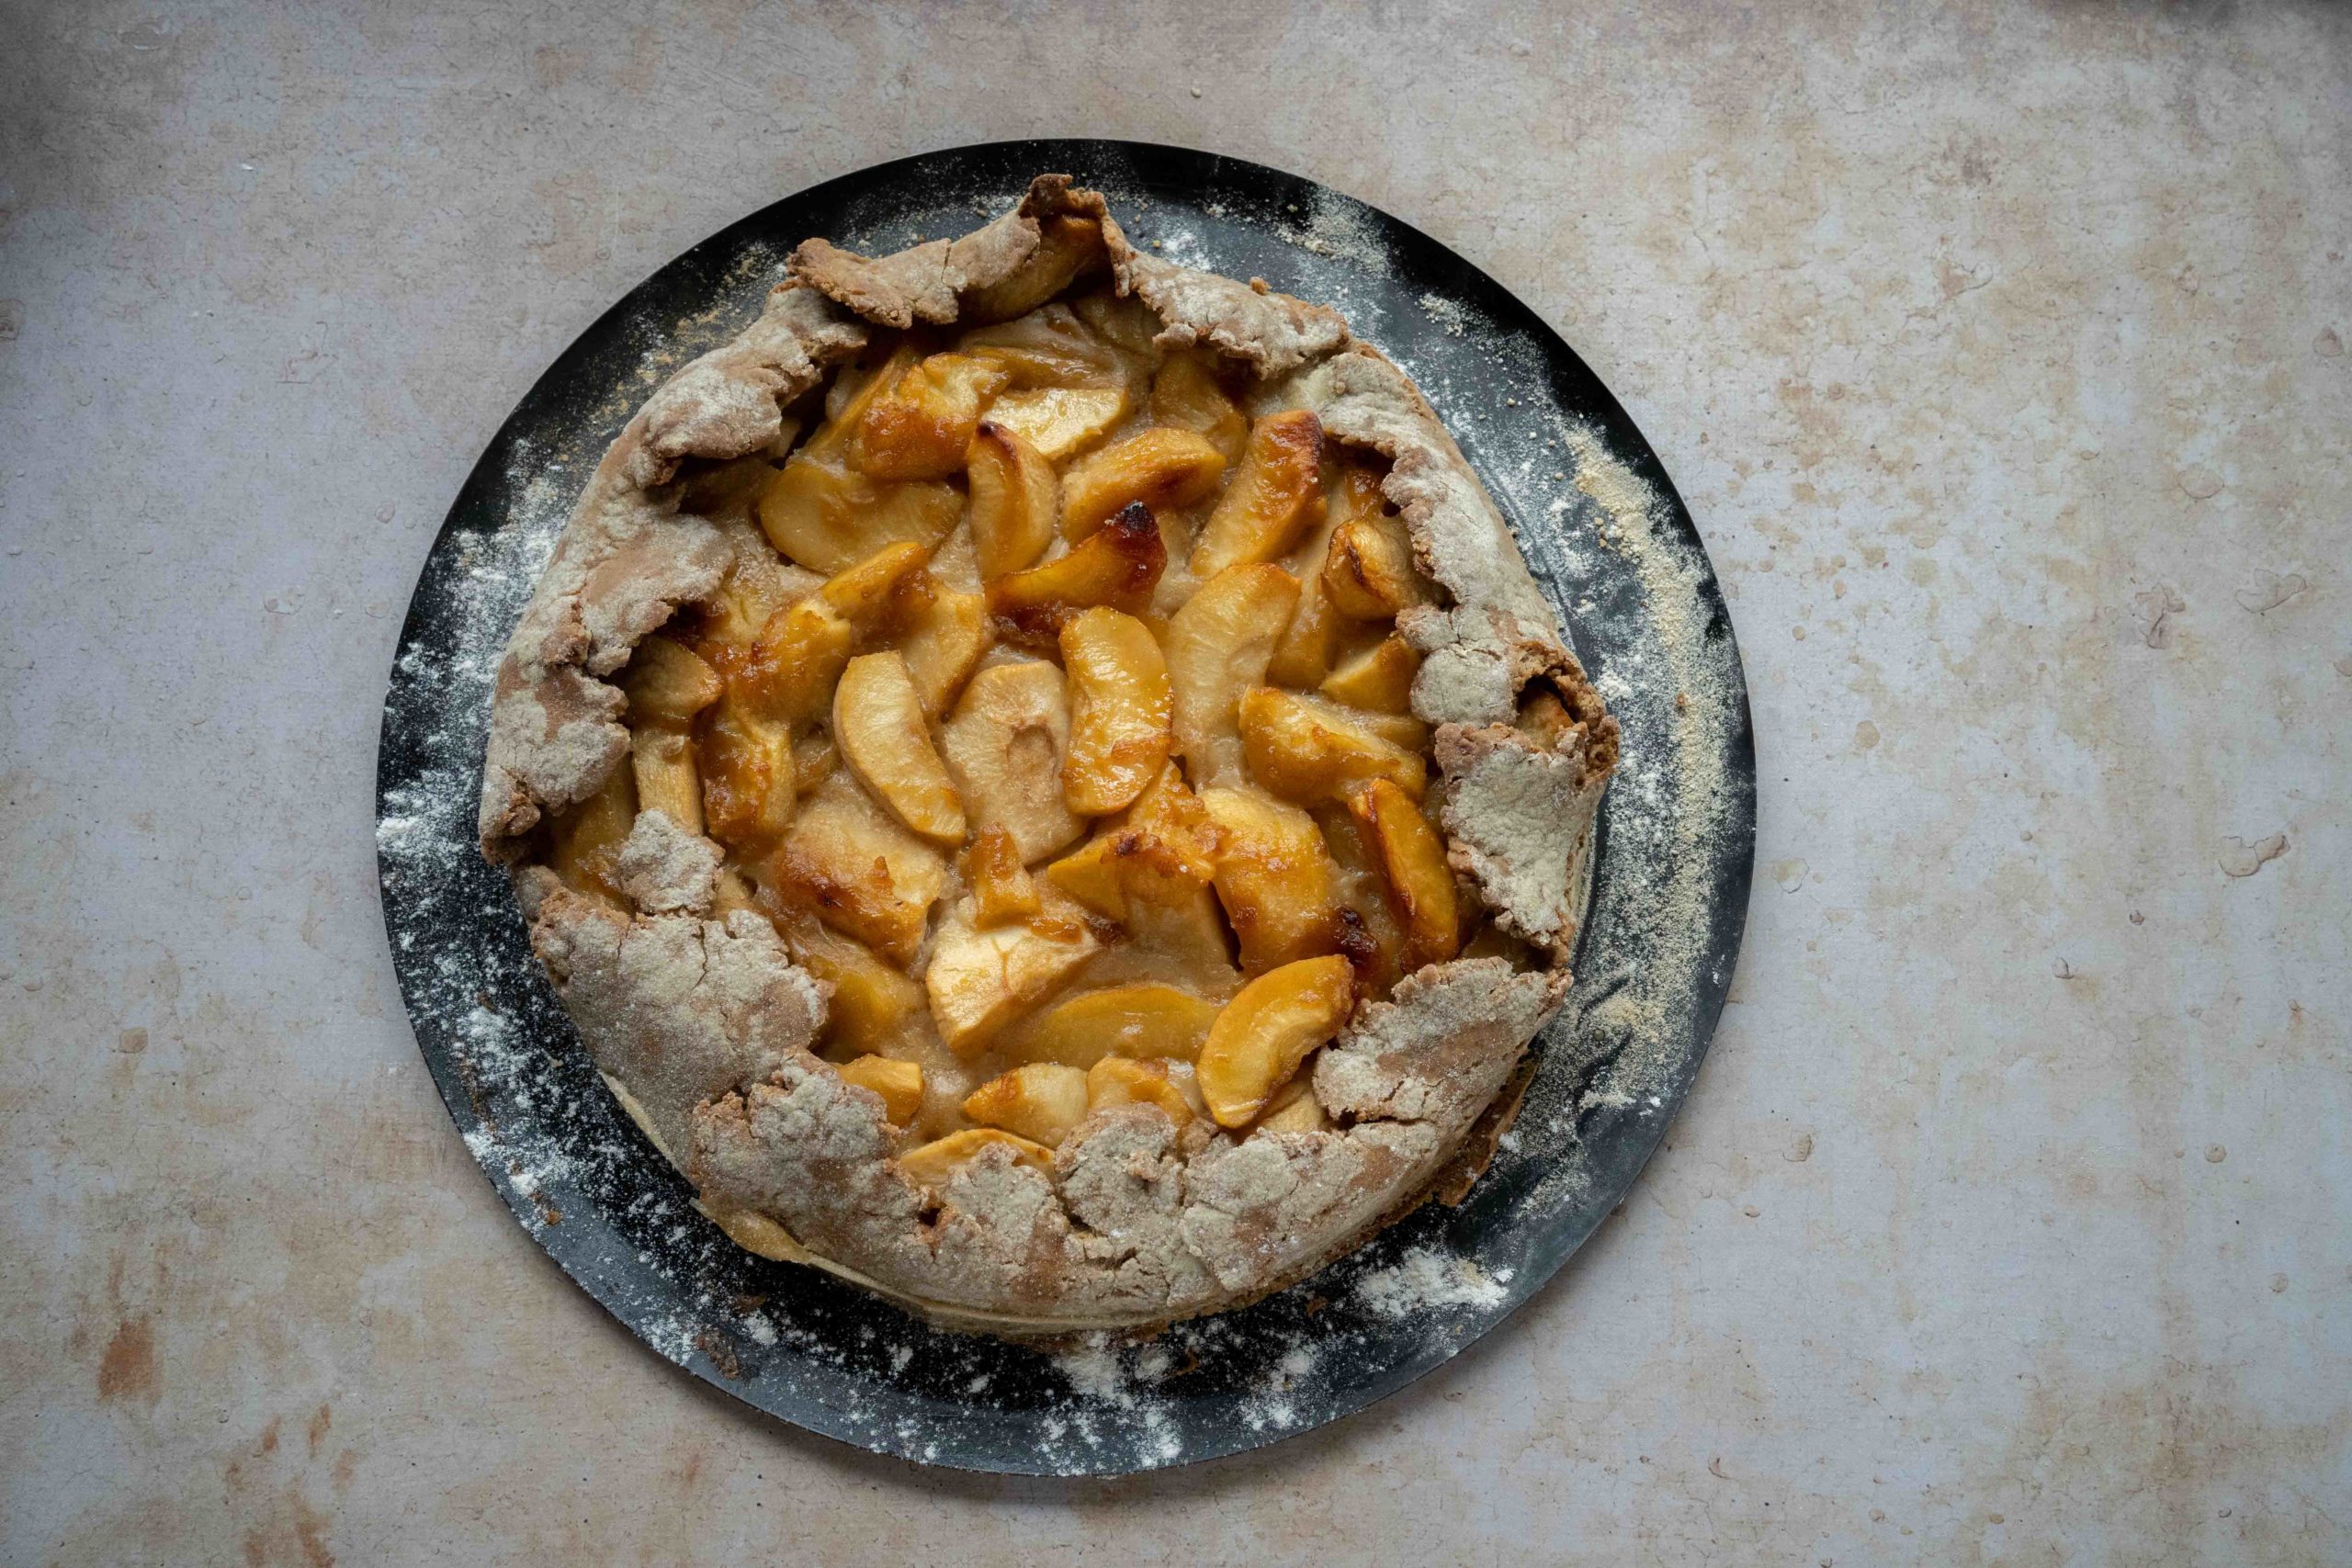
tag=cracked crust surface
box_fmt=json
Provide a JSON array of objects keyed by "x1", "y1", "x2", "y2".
[{"x1": 478, "y1": 175, "x2": 1618, "y2": 1331}]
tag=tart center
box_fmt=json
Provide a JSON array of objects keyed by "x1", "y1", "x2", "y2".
[{"x1": 538, "y1": 286, "x2": 1488, "y2": 1175}]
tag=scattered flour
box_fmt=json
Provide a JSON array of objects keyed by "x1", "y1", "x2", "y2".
[{"x1": 1353, "y1": 1247, "x2": 1514, "y2": 1319}]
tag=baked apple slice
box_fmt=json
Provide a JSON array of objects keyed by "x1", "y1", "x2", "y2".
[
  {"x1": 962, "y1": 1062, "x2": 1091, "y2": 1147},
  {"x1": 984, "y1": 502, "x2": 1167, "y2": 641},
  {"x1": 1238, "y1": 686, "x2": 1426, "y2": 804},
  {"x1": 758, "y1": 772, "x2": 945, "y2": 964},
  {"x1": 1148, "y1": 351, "x2": 1249, "y2": 463},
  {"x1": 1189, "y1": 410, "x2": 1325, "y2": 578},
  {"x1": 963, "y1": 826, "x2": 1042, "y2": 926},
  {"x1": 1058, "y1": 427, "x2": 1227, "y2": 541},
  {"x1": 1008, "y1": 983, "x2": 1220, "y2": 1068},
  {"x1": 771, "y1": 908, "x2": 926, "y2": 1058},
  {"x1": 924, "y1": 902, "x2": 1100, "y2": 1055},
  {"x1": 1348, "y1": 777, "x2": 1464, "y2": 972},
  {"x1": 1058, "y1": 606, "x2": 1173, "y2": 816},
  {"x1": 852, "y1": 352, "x2": 1011, "y2": 481},
  {"x1": 898, "y1": 1128, "x2": 1055, "y2": 1190},
  {"x1": 836, "y1": 1055, "x2": 924, "y2": 1126},
  {"x1": 965, "y1": 421, "x2": 1060, "y2": 578},
  {"x1": 1195, "y1": 955, "x2": 1356, "y2": 1127},
  {"x1": 1163, "y1": 562, "x2": 1300, "y2": 784},
  {"x1": 1199, "y1": 785, "x2": 1344, "y2": 975},
  {"x1": 938, "y1": 660, "x2": 1086, "y2": 864},
  {"x1": 833, "y1": 651, "x2": 967, "y2": 846},
  {"x1": 1084, "y1": 1056, "x2": 1196, "y2": 1130}
]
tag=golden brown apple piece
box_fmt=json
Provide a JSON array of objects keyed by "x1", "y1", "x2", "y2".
[
  {"x1": 984, "y1": 386, "x2": 1130, "y2": 463},
  {"x1": 924, "y1": 902, "x2": 1100, "y2": 1055},
  {"x1": 836, "y1": 1055, "x2": 924, "y2": 1125},
  {"x1": 965, "y1": 421, "x2": 1060, "y2": 578},
  {"x1": 1189, "y1": 410, "x2": 1326, "y2": 579},
  {"x1": 1084, "y1": 1056, "x2": 1196, "y2": 1131},
  {"x1": 938, "y1": 660, "x2": 1086, "y2": 865},
  {"x1": 546, "y1": 764, "x2": 635, "y2": 902},
  {"x1": 963, "y1": 827, "x2": 1042, "y2": 927},
  {"x1": 621, "y1": 635, "x2": 722, "y2": 727},
  {"x1": 696, "y1": 697, "x2": 797, "y2": 850},
  {"x1": 1059, "y1": 428, "x2": 1227, "y2": 542},
  {"x1": 629, "y1": 728, "x2": 704, "y2": 833},
  {"x1": 985, "y1": 502, "x2": 1167, "y2": 643},
  {"x1": 757, "y1": 456, "x2": 965, "y2": 577},
  {"x1": 851, "y1": 353, "x2": 1011, "y2": 481},
  {"x1": 960, "y1": 216, "x2": 1109, "y2": 324},
  {"x1": 758, "y1": 773, "x2": 945, "y2": 964},
  {"x1": 833, "y1": 651, "x2": 967, "y2": 846},
  {"x1": 1251, "y1": 1075, "x2": 1330, "y2": 1136},
  {"x1": 1264, "y1": 573, "x2": 1341, "y2": 690},
  {"x1": 1315, "y1": 804, "x2": 1408, "y2": 998},
  {"x1": 898, "y1": 1127, "x2": 1056, "y2": 1191},
  {"x1": 1008, "y1": 984, "x2": 1220, "y2": 1068},
  {"x1": 894, "y1": 577, "x2": 992, "y2": 718},
  {"x1": 732, "y1": 540, "x2": 933, "y2": 723},
  {"x1": 1195, "y1": 955, "x2": 1356, "y2": 1127},
  {"x1": 1319, "y1": 633, "x2": 1420, "y2": 715},
  {"x1": 1199, "y1": 786, "x2": 1344, "y2": 975},
  {"x1": 790, "y1": 729, "x2": 839, "y2": 795},
  {"x1": 1070, "y1": 288, "x2": 1163, "y2": 360},
  {"x1": 1043, "y1": 761, "x2": 1217, "y2": 921},
  {"x1": 770, "y1": 908, "x2": 926, "y2": 1057},
  {"x1": 962, "y1": 1062, "x2": 1091, "y2": 1147},
  {"x1": 1348, "y1": 777, "x2": 1463, "y2": 972},
  {"x1": 1238, "y1": 686, "x2": 1427, "y2": 805},
  {"x1": 1148, "y1": 351, "x2": 1249, "y2": 464},
  {"x1": 1058, "y1": 606, "x2": 1173, "y2": 816},
  {"x1": 1323, "y1": 508, "x2": 1433, "y2": 621},
  {"x1": 1164, "y1": 563, "x2": 1301, "y2": 784}
]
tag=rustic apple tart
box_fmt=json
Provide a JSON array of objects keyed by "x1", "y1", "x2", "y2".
[{"x1": 478, "y1": 176, "x2": 1618, "y2": 1333}]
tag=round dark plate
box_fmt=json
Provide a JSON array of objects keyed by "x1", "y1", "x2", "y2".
[{"x1": 375, "y1": 140, "x2": 1756, "y2": 1475}]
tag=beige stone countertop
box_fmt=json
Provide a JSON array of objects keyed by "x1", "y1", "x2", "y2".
[{"x1": 1, "y1": 2, "x2": 2344, "y2": 1562}]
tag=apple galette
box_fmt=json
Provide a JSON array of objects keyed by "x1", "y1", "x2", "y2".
[{"x1": 478, "y1": 176, "x2": 1617, "y2": 1332}]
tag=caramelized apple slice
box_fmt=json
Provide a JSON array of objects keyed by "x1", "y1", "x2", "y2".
[
  {"x1": 961, "y1": 216, "x2": 1109, "y2": 324},
  {"x1": 733, "y1": 540, "x2": 931, "y2": 722},
  {"x1": 1059, "y1": 428, "x2": 1227, "y2": 542},
  {"x1": 851, "y1": 353, "x2": 1010, "y2": 481},
  {"x1": 833, "y1": 651, "x2": 967, "y2": 845},
  {"x1": 1238, "y1": 686, "x2": 1426, "y2": 805},
  {"x1": 939, "y1": 660, "x2": 1086, "y2": 864},
  {"x1": 1189, "y1": 410, "x2": 1326, "y2": 579},
  {"x1": 790, "y1": 729, "x2": 839, "y2": 794},
  {"x1": 963, "y1": 827, "x2": 1042, "y2": 926},
  {"x1": 759, "y1": 773, "x2": 945, "y2": 964},
  {"x1": 924, "y1": 903, "x2": 1100, "y2": 1055},
  {"x1": 836, "y1": 1055, "x2": 923, "y2": 1125},
  {"x1": 1318, "y1": 633, "x2": 1419, "y2": 714},
  {"x1": 805, "y1": 344, "x2": 919, "y2": 460},
  {"x1": 1199, "y1": 786, "x2": 1344, "y2": 975},
  {"x1": 697, "y1": 697, "x2": 797, "y2": 849},
  {"x1": 1323, "y1": 509, "x2": 1432, "y2": 621},
  {"x1": 1315, "y1": 803, "x2": 1408, "y2": 997},
  {"x1": 629, "y1": 727, "x2": 704, "y2": 834},
  {"x1": 1195, "y1": 955, "x2": 1356, "y2": 1127},
  {"x1": 965, "y1": 421, "x2": 1060, "y2": 578},
  {"x1": 547, "y1": 764, "x2": 635, "y2": 902},
  {"x1": 1264, "y1": 573, "x2": 1341, "y2": 690},
  {"x1": 1058, "y1": 607, "x2": 1173, "y2": 816},
  {"x1": 757, "y1": 451, "x2": 963, "y2": 575},
  {"x1": 895, "y1": 579, "x2": 992, "y2": 717},
  {"x1": 1164, "y1": 563, "x2": 1300, "y2": 784},
  {"x1": 1043, "y1": 762, "x2": 1218, "y2": 925},
  {"x1": 1009, "y1": 984, "x2": 1220, "y2": 1068},
  {"x1": 1348, "y1": 777, "x2": 1463, "y2": 972},
  {"x1": 1252, "y1": 1075, "x2": 1331, "y2": 1136},
  {"x1": 1149, "y1": 352, "x2": 1249, "y2": 463},
  {"x1": 621, "y1": 635, "x2": 721, "y2": 726},
  {"x1": 772, "y1": 908, "x2": 926, "y2": 1056},
  {"x1": 898, "y1": 1127, "x2": 1055, "y2": 1190},
  {"x1": 1071, "y1": 288, "x2": 1163, "y2": 360},
  {"x1": 1085, "y1": 1056, "x2": 1196, "y2": 1131},
  {"x1": 985, "y1": 502, "x2": 1167, "y2": 642},
  {"x1": 983, "y1": 386, "x2": 1130, "y2": 462},
  {"x1": 962, "y1": 1062, "x2": 1091, "y2": 1147}
]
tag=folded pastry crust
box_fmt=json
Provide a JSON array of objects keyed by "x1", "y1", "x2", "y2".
[{"x1": 479, "y1": 176, "x2": 1617, "y2": 1332}]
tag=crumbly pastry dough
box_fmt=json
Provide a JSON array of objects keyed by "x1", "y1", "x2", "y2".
[{"x1": 479, "y1": 176, "x2": 1618, "y2": 1333}]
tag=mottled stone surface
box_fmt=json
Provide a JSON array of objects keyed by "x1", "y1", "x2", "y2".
[{"x1": 0, "y1": 2, "x2": 2344, "y2": 1563}]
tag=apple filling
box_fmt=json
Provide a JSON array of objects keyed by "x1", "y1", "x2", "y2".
[{"x1": 541, "y1": 288, "x2": 1498, "y2": 1186}]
